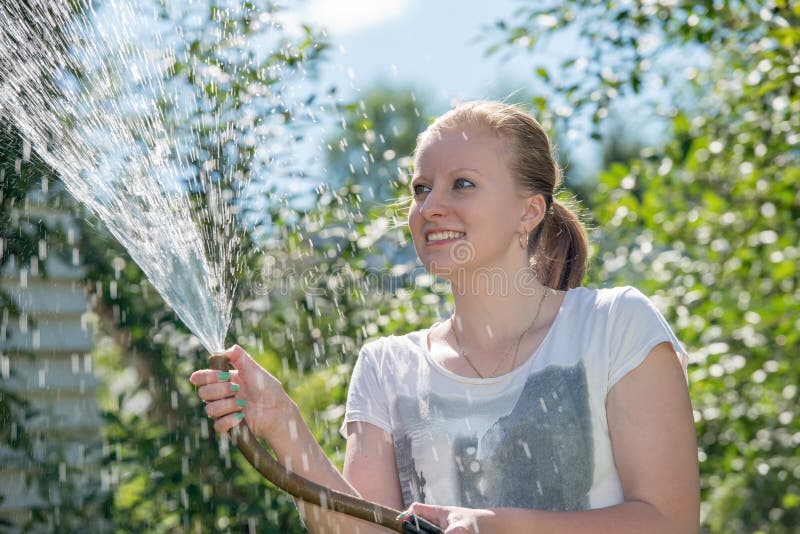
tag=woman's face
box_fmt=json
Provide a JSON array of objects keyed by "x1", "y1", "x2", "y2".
[{"x1": 408, "y1": 124, "x2": 533, "y2": 280}]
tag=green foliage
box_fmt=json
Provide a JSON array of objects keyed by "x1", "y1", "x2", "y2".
[
  {"x1": 492, "y1": 1, "x2": 799, "y2": 531},
  {"x1": 324, "y1": 86, "x2": 429, "y2": 206}
]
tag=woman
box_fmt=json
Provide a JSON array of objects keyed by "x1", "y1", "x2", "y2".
[{"x1": 190, "y1": 101, "x2": 700, "y2": 533}]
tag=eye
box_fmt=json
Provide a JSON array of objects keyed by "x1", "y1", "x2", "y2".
[
  {"x1": 412, "y1": 183, "x2": 431, "y2": 196},
  {"x1": 453, "y1": 177, "x2": 474, "y2": 189}
]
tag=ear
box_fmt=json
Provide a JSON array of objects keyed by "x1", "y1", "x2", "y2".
[{"x1": 519, "y1": 193, "x2": 547, "y2": 233}]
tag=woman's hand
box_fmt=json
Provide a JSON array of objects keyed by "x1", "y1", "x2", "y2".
[
  {"x1": 398, "y1": 502, "x2": 496, "y2": 534},
  {"x1": 189, "y1": 345, "x2": 293, "y2": 442}
]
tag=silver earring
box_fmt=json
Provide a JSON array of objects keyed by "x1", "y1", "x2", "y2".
[{"x1": 519, "y1": 231, "x2": 529, "y2": 249}]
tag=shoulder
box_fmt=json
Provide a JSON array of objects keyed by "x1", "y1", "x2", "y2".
[
  {"x1": 564, "y1": 284, "x2": 649, "y2": 315},
  {"x1": 596, "y1": 285, "x2": 689, "y2": 386},
  {"x1": 604, "y1": 285, "x2": 670, "y2": 323},
  {"x1": 562, "y1": 286, "x2": 670, "y2": 339},
  {"x1": 584, "y1": 284, "x2": 646, "y2": 302},
  {"x1": 351, "y1": 328, "x2": 431, "y2": 389},
  {"x1": 359, "y1": 327, "x2": 430, "y2": 362}
]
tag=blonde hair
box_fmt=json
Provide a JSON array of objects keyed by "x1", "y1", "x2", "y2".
[{"x1": 415, "y1": 100, "x2": 588, "y2": 290}]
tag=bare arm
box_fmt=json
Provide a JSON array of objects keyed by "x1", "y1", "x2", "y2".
[
  {"x1": 342, "y1": 421, "x2": 405, "y2": 511},
  {"x1": 275, "y1": 411, "x2": 404, "y2": 533},
  {"x1": 192, "y1": 346, "x2": 402, "y2": 533},
  {"x1": 405, "y1": 342, "x2": 701, "y2": 533}
]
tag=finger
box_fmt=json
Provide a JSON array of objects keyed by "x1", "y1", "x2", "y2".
[
  {"x1": 190, "y1": 368, "x2": 238, "y2": 386},
  {"x1": 197, "y1": 375, "x2": 241, "y2": 402},
  {"x1": 213, "y1": 410, "x2": 245, "y2": 435},
  {"x1": 204, "y1": 397, "x2": 246, "y2": 419},
  {"x1": 226, "y1": 346, "x2": 282, "y2": 393},
  {"x1": 409, "y1": 502, "x2": 436, "y2": 516},
  {"x1": 227, "y1": 344, "x2": 260, "y2": 372},
  {"x1": 402, "y1": 502, "x2": 446, "y2": 527}
]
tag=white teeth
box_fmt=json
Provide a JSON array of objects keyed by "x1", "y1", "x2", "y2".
[{"x1": 427, "y1": 231, "x2": 465, "y2": 242}]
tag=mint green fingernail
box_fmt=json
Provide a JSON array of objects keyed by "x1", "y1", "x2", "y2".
[
  {"x1": 217, "y1": 371, "x2": 230, "y2": 381},
  {"x1": 235, "y1": 412, "x2": 245, "y2": 420},
  {"x1": 230, "y1": 383, "x2": 240, "y2": 392},
  {"x1": 236, "y1": 399, "x2": 247, "y2": 407}
]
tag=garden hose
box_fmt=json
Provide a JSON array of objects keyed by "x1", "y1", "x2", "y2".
[{"x1": 209, "y1": 353, "x2": 441, "y2": 534}]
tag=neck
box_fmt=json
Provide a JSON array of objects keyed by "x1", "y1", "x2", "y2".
[{"x1": 449, "y1": 267, "x2": 551, "y2": 352}]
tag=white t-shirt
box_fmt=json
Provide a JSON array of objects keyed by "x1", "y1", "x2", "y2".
[{"x1": 340, "y1": 285, "x2": 689, "y2": 511}]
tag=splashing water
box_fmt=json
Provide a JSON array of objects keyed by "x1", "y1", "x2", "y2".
[
  {"x1": 0, "y1": 0, "x2": 233, "y2": 353},
  {"x1": 0, "y1": 0, "x2": 309, "y2": 353}
]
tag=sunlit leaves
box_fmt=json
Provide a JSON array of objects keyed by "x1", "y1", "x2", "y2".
[{"x1": 325, "y1": 87, "x2": 428, "y2": 206}]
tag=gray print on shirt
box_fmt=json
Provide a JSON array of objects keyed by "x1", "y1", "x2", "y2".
[
  {"x1": 395, "y1": 432, "x2": 428, "y2": 504},
  {"x1": 393, "y1": 362, "x2": 593, "y2": 510}
]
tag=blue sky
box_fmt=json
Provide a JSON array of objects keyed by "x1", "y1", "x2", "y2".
[{"x1": 295, "y1": 0, "x2": 534, "y2": 108}]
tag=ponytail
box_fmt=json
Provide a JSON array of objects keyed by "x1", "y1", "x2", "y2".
[{"x1": 528, "y1": 198, "x2": 588, "y2": 290}]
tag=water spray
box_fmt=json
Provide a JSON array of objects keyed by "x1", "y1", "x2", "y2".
[
  {"x1": 209, "y1": 352, "x2": 441, "y2": 533},
  {"x1": 1, "y1": 1, "x2": 441, "y2": 529}
]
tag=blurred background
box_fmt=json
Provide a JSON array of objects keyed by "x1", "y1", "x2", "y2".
[{"x1": 1, "y1": 0, "x2": 797, "y2": 532}]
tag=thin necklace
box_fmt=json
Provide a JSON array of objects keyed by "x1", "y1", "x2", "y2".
[
  {"x1": 509, "y1": 288, "x2": 549, "y2": 373},
  {"x1": 450, "y1": 288, "x2": 550, "y2": 379},
  {"x1": 451, "y1": 316, "x2": 519, "y2": 378}
]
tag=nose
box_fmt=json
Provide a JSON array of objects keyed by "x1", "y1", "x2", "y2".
[{"x1": 419, "y1": 187, "x2": 448, "y2": 220}]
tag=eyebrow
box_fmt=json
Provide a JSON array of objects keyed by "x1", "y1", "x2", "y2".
[
  {"x1": 450, "y1": 167, "x2": 482, "y2": 175},
  {"x1": 412, "y1": 167, "x2": 483, "y2": 181}
]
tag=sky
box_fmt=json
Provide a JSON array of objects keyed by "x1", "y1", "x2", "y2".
[{"x1": 295, "y1": 0, "x2": 536, "y2": 110}]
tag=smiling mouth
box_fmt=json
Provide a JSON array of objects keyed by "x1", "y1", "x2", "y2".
[{"x1": 426, "y1": 231, "x2": 466, "y2": 243}]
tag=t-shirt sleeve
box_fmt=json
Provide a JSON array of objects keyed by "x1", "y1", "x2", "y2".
[
  {"x1": 339, "y1": 341, "x2": 392, "y2": 438},
  {"x1": 607, "y1": 286, "x2": 689, "y2": 391}
]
